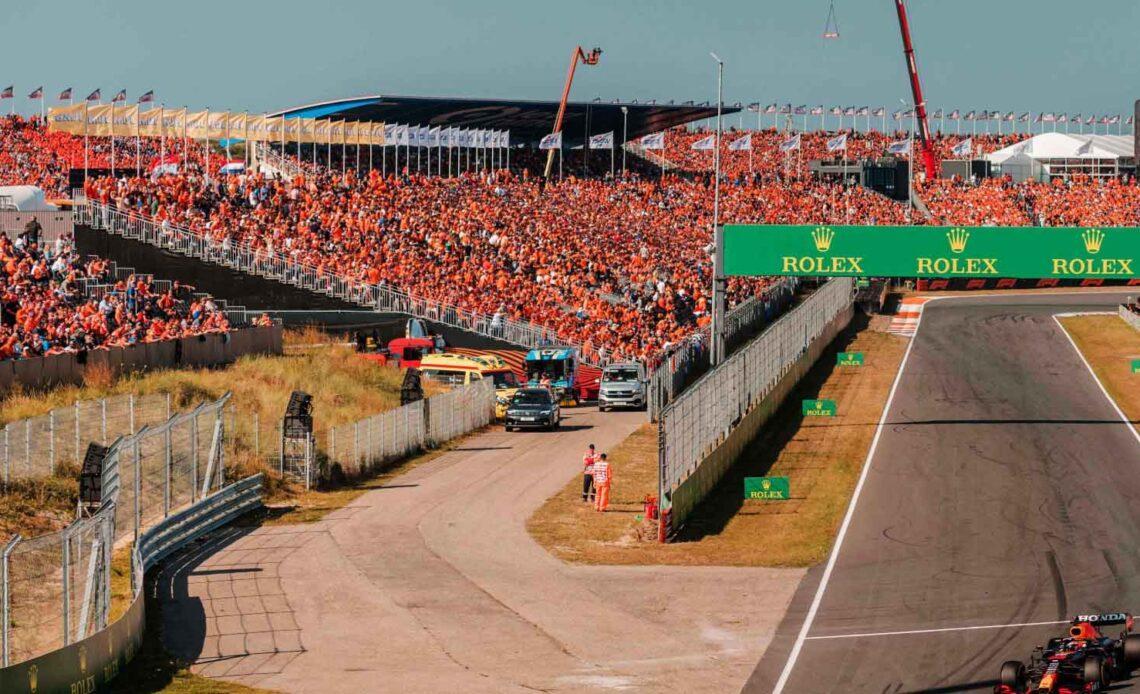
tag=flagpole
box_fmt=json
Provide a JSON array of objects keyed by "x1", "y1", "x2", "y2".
[
  {"x1": 83, "y1": 101, "x2": 89, "y2": 181},
  {"x1": 111, "y1": 99, "x2": 116, "y2": 177},
  {"x1": 135, "y1": 103, "x2": 141, "y2": 178},
  {"x1": 159, "y1": 104, "x2": 166, "y2": 175}
]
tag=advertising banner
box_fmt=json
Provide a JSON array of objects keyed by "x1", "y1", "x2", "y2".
[{"x1": 47, "y1": 104, "x2": 87, "y2": 134}]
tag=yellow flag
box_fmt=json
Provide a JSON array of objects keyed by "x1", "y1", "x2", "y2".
[
  {"x1": 246, "y1": 114, "x2": 266, "y2": 142},
  {"x1": 185, "y1": 110, "x2": 209, "y2": 139},
  {"x1": 372, "y1": 122, "x2": 386, "y2": 146},
  {"x1": 313, "y1": 119, "x2": 329, "y2": 145},
  {"x1": 207, "y1": 111, "x2": 229, "y2": 139},
  {"x1": 47, "y1": 104, "x2": 87, "y2": 135},
  {"x1": 111, "y1": 104, "x2": 139, "y2": 137},
  {"x1": 227, "y1": 112, "x2": 248, "y2": 141},
  {"x1": 161, "y1": 108, "x2": 186, "y2": 138},
  {"x1": 138, "y1": 107, "x2": 162, "y2": 137},
  {"x1": 265, "y1": 115, "x2": 284, "y2": 142},
  {"x1": 86, "y1": 104, "x2": 114, "y2": 136}
]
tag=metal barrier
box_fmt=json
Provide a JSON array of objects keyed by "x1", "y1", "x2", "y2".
[
  {"x1": 2, "y1": 393, "x2": 172, "y2": 482},
  {"x1": 658, "y1": 277, "x2": 854, "y2": 528},
  {"x1": 646, "y1": 278, "x2": 799, "y2": 421},
  {"x1": 77, "y1": 201, "x2": 572, "y2": 355}
]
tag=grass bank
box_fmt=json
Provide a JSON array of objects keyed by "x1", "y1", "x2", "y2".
[
  {"x1": 1057, "y1": 314, "x2": 1140, "y2": 422},
  {"x1": 528, "y1": 313, "x2": 908, "y2": 567}
]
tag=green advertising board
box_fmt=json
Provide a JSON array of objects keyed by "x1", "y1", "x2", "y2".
[
  {"x1": 723, "y1": 225, "x2": 1140, "y2": 279},
  {"x1": 745, "y1": 476, "x2": 791, "y2": 500},
  {"x1": 837, "y1": 352, "x2": 864, "y2": 366},
  {"x1": 802, "y1": 399, "x2": 837, "y2": 416},
  {"x1": 1132, "y1": 359, "x2": 1140, "y2": 374}
]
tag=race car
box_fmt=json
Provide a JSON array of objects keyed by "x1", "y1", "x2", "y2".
[{"x1": 995, "y1": 613, "x2": 1140, "y2": 693}]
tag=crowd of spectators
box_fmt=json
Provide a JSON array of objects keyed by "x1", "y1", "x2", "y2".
[{"x1": 0, "y1": 227, "x2": 230, "y2": 361}]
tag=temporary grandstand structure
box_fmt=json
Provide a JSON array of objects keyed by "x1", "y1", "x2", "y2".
[
  {"x1": 0, "y1": 185, "x2": 58, "y2": 211},
  {"x1": 986, "y1": 132, "x2": 1135, "y2": 182}
]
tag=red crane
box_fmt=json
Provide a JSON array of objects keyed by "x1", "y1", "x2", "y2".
[
  {"x1": 893, "y1": 0, "x2": 938, "y2": 179},
  {"x1": 543, "y1": 46, "x2": 603, "y2": 179}
]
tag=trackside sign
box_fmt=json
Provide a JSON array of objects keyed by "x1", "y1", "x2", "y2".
[
  {"x1": 723, "y1": 225, "x2": 1140, "y2": 279},
  {"x1": 1132, "y1": 359, "x2": 1140, "y2": 374},
  {"x1": 802, "y1": 399, "x2": 837, "y2": 416},
  {"x1": 745, "y1": 476, "x2": 790, "y2": 500},
  {"x1": 837, "y1": 352, "x2": 864, "y2": 366}
]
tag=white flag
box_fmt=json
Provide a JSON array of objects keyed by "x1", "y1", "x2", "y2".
[
  {"x1": 539, "y1": 131, "x2": 563, "y2": 150},
  {"x1": 640, "y1": 131, "x2": 665, "y2": 150},
  {"x1": 429, "y1": 127, "x2": 441, "y2": 147},
  {"x1": 727, "y1": 134, "x2": 752, "y2": 151},
  {"x1": 690, "y1": 135, "x2": 716, "y2": 151},
  {"x1": 826, "y1": 133, "x2": 847, "y2": 152},
  {"x1": 887, "y1": 139, "x2": 911, "y2": 155},
  {"x1": 384, "y1": 123, "x2": 396, "y2": 146},
  {"x1": 779, "y1": 133, "x2": 801, "y2": 152},
  {"x1": 589, "y1": 131, "x2": 614, "y2": 149},
  {"x1": 951, "y1": 138, "x2": 973, "y2": 157}
]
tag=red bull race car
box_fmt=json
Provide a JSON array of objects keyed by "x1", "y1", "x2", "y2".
[{"x1": 995, "y1": 613, "x2": 1140, "y2": 693}]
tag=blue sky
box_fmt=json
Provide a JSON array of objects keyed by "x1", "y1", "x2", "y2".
[{"x1": 4, "y1": 1, "x2": 1137, "y2": 118}]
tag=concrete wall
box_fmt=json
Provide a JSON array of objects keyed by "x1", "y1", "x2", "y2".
[
  {"x1": 0, "y1": 326, "x2": 283, "y2": 391},
  {"x1": 668, "y1": 304, "x2": 855, "y2": 531}
]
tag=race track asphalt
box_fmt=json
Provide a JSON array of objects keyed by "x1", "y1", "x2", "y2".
[{"x1": 746, "y1": 292, "x2": 1140, "y2": 693}]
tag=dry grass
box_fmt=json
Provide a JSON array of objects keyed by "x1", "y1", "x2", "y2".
[
  {"x1": 1058, "y1": 315, "x2": 1140, "y2": 422},
  {"x1": 528, "y1": 317, "x2": 908, "y2": 567},
  {"x1": 0, "y1": 467, "x2": 79, "y2": 537}
]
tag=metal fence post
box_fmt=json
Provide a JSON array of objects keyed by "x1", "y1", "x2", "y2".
[
  {"x1": 133, "y1": 440, "x2": 141, "y2": 545},
  {"x1": 49, "y1": 410, "x2": 56, "y2": 474},
  {"x1": 129, "y1": 393, "x2": 136, "y2": 434},
  {"x1": 1, "y1": 535, "x2": 21, "y2": 667},
  {"x1": 190, "y1": 413, "x2": 199, "y2": 502},
  {"x1": 75, "y1": 400, "x2": 81, "y2": 461},
  {"x1": 2, "y1": 426, "x2": 8, "y2": 484},
  {"x1": 166, "y1": 392, "x2": 172, "y2": 420},
  {"x1": 61, "y1": 528, "x2": 71, "y2": 646},
  {"x1": 164, "y1": 428, "x2": 172, "y2": 517}
]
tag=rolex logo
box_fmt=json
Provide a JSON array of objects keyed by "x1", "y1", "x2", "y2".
[
  {"x1": 812, "y1": 226, "x2": 835, "y2": 253},
  {"x1": 816, "y1": 400, "x2": 823, "y2": 409},
  {"x1": 1082, "y1": 228, "x2": 1105, "y2": 254},
  {"x1": 28, "y1": 665, "x2": 38, "y2": 693},
  {"x1": 762, "y1": 479, "x2": 771, "y2": 490},
  {"x1": 946, "y1": 227, "x2": 970, "y2": 254},
  {"x1": 79, "y1": 644, "x2": 88, "y2": 673}
]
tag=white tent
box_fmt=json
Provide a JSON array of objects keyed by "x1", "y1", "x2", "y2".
[
  {"x1": 986, "y1": 133, "x2": 1134, "y2": 182},
  {"x1": 0, "y1": 185, "x2": 58, "y2": 211}
]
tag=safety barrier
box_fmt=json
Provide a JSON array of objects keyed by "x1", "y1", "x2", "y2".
[
  {"x1": 1121, "y1": 303, "x2": 1140, "y2": 332},
  {"x1": 0, "y1": 473, "x2": 263, "y2": 693},
  {"x1": 658, "y1": 277, "x2": 855, "y2": 531},
  {"x1": 77, "y1": 201, "x2": 574, "y2": 357},
  {"x1": 647, "y1": 278, "x2": 799, "y2": 421}
]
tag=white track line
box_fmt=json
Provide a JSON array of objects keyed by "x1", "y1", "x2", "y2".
[
  {"x1": 1053, "y1": 314, "x2": 1140, "y2": 448},
  {"x1": 770, "y1": 300, "x2": 930, "y2": 694},
  {"x1": 804, "y1": 620, "x2": 1068, "y2": 641}
]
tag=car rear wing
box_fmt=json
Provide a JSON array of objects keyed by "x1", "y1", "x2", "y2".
[{"x1": 1071, "y1": 612, "x2": 1132, "y2": 626}]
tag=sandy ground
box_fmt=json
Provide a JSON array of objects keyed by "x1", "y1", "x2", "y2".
[{"x1": 157, "y1": 407, "x2": 802, "y2": 693}]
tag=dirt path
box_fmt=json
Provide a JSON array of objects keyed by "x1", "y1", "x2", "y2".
[{"x1": 158, "y1": 407, "x2": 801, "y2": 693}]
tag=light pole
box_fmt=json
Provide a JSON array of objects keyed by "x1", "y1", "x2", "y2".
[
  {"x1": 900, "y1": 98, "x2": 915, "y2": 221},
  {"x1": 710, "y1": 52, "x2": 726, "y2": 366},
  {"x1": 621, "y1": 106, "x2": 628, "y2": 175}
]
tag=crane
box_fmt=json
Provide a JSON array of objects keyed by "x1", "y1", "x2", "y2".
[
  {"x1": 543, "y1": 46, "x2": 603, "y2": 179},
  {"x1": 893, "y1": 0, "x2": 938, "y2": 179}
]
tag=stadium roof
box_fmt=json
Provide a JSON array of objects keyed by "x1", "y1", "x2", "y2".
[
  {"x1": 987, "y1": 133, "x2": 1134, "y2": 163},
  {"x1": 275, "y1": 95, "x2": 738, "y2": 146}
]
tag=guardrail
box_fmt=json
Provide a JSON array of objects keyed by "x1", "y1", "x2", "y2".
[
  {"x1": 658, "y1": 277, "x2": 855, "y2": 532},
  {"x1": 77, "y1": 200, "x2": 575, "y2": 357},
  {"x1": 1121, "y1": 303, "x2": 1140, "y2": 332}
]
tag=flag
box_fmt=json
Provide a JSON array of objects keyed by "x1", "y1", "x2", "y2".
[
  {"x1": 112, "y1": 89, "x2": 127, "y2": 103},
  {"x1": 589, "y1": 131, "x2": 613, "y2": 149},
  {"x1": 727, "y1": 133, "x2": 752, "y2": 151},
  {"x1": 1128, "y1": 116, "x2": 1135, "y2": 126},
  {"x1": 844, "y1": 106, "x2": 857, "y2": 116},
  {"x1": 948, "y1": 109, "x2": 960, "y2": 120},
  {"x1": 830, "y1": 106, "x2": 843, "y2": 116},
  {"x1": 779, "y1": 104, "x2": 792, "y2": 114},
  {"x1": 779, "y1": 132, "x2": 801, "y2": 152},
  {"x1": 690, "y1": 134, "x2": 716, "y2": 151},
  {"x1": 887, "y1": 139, "x2": 911, "y2": 155},
  {"x1": 149, "y1": 154, "x2": 180, "y2": 176},
  {"x1": 964, "y1": 111, "x2": 976, "y2": 121},
  {"x1": 0, "y1": 86, "x2": 12, "y2": 99},
  {"x1": 27, "y1": 86, "x2": 43, "y2": 99},
  {"x1": 1042, "y1": 113, "x2": 1056, "y2": 122},
  {"x1": 1033, "y1": 114, "x2": 1042, "y2": 124},
  {"x1": 1018, "y1": 112, "x2": 1030, "y2": 122},
  {"x1": 538, "y1": 131, "x2": 562, "y2": 150},
  {"x1": 138, "y1": 90, "x2": 155, "y2": 104},
  {"x1": 1057, "y1": 114, "x2": 1068, "y2": 123},
  {"x1": 218, "y1": 160, "x2": 246, "y2": 174},
  {"x1": 640, "y1": 131, "x2": 665, "y2": 150},
  {"x1": 58, "y1": 87, "x2": 72, "y2": 101},
  {"x1": 1109, "y1": 115, "x2": 1120, "y2": 124},
  {"x1": 746, "y1": 102, "x2": 760, "y2": 112},
  {"x1": 764, "y1": 103, "x2": 778, "y2": 114},
  {"x1": 932, "y1": 109, "x2": 943, "y2": 119},
  {"x1": 85, "y1": 88, "x2": 101, "y2": 101},
  {"x1": 872, "y1": 107, "x2": 886, "y2": 117},
  {"x1": 1005, "y1": 112, "x2": 1015, "y2": 122},
  {"x1": 892, "y1": 110, "x2": 901, "y2": 121},
  {"x1": 810, "y1": 105, "x2": 824, "y2": 116},
  {"x1": 951, "y1": 138, "x2": 973, "y2": 157},
  {"x1": 793, "y1": 105, "x2": 807, "y2": 115},
  {"x1": 857, "y1": 106, "x2": 870, "y2": 116},
  {"x1": 1100, "y1": 115, "x2": 1110, "y2": 124},
  {"x1": 1086, "y1": 115, "x2": 1095, "y2": 125},
  {"x1": 826, "y1": 133, "x2": 847, "y2": 152}
]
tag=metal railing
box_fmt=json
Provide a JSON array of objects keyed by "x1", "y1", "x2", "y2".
[
  {"x1": 77, "y1": 200, "x2": 571, "y2": 355},
  {"x1": 2, "y1": 393, "x2": 173, "y2": 482},
  {"x1": 254, "y1": 142, "x2": 306, "y2": 179},
  {"x1": 659, "y1": 277, "x2": 854, "y2": 512}
]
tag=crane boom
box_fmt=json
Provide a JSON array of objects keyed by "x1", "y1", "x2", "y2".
[{"x1": 893, "y1": 0, "x2": 937, "y2": 179}]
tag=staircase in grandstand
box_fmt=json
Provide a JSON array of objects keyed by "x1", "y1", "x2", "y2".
[
  {"x1": 75, "y1": 200, "x2": 577, "y2": 357},
  {"x1": 624, "y1": 141, "x2": 676, "y2": 171},
  {"x1": 253, "y1": 142, "x2": 306, "y2": 179}
]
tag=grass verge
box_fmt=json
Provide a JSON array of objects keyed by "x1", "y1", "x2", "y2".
[
  {"x1": 1057, "y1": 314, "x2": 1140, "y2": 421},
  {"x1": 527, "y1": 313, "x2": 908, "y2": 567}
]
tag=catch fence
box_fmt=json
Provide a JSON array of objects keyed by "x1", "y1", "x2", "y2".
[
  {"x1": 1, "y1": 392, "x2": 230, "y2": 666},
  {"x1": 658, "y1": 277, "x2": 854, "y2": 528},
  {"x1": 2, "y1": 393, "x2": 173, "y2": 482}
]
